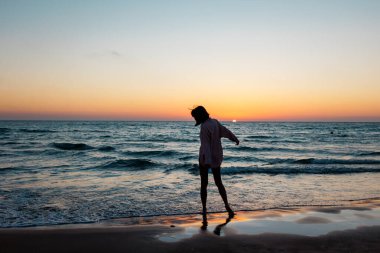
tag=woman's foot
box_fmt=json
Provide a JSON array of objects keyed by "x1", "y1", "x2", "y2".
[
  {"x1": 201, "y1": 212, "x2": 208, "y2": 230},
  {"x1": 201, "y1": 208, "x2": 208, "y2": 230},
  {"x1": 225, "y1": 205, "x2": 235, "y2": 218}
]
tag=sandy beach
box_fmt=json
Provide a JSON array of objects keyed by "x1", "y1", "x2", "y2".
[{"x1": 1, "y1": 199, "x2": 379, "y2": 253}]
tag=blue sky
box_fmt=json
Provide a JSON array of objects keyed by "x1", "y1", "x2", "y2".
[{"x1": 0, "y1": 0, "x2": 379, "y2": 120}]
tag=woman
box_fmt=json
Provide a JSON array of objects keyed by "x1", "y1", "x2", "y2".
[{"x1": 191, "y1": 106, "x2": 239, "y2": 218}]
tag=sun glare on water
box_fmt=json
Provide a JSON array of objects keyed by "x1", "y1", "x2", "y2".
[{"x1": 232, "y1": 120, "x2": 237, "y2": 123}]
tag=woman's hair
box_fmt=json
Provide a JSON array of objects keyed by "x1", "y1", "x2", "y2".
[{"x1": 191, "y1": 106, "x2": 210, "y2": 126}]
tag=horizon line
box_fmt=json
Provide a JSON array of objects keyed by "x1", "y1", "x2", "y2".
[{"x1": 0, "y1": 119, "x2": 379, "y2": 123}]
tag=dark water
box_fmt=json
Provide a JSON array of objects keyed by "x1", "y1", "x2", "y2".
[{"x1": 0, "y1": 121, "x2": 379, "y2": 227}]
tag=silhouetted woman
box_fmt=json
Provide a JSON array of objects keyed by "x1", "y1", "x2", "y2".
[{"x1": 191, "y1": 106, "x2": 239, "y2": 218}]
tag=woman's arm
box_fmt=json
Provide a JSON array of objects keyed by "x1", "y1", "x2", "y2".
[{"x1": 218, "y1": 121, "x2": 239, "y2": 145}]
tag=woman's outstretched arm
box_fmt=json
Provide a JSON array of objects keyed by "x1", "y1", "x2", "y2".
[{"x1": 218, "y1": 121, "x2": 239, "y2": 145}]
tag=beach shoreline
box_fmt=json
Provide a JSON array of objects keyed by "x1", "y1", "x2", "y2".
[{"x1": 1, "y1": 199, "x2": 379, "y2": 253}]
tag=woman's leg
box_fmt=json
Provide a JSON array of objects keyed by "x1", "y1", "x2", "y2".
[
  {"x1": 199, "y1": 166, "x2": 208, "y2": 215},
  {"x1": 211, "y1": 167, "x2": 234, "y2": 216}
]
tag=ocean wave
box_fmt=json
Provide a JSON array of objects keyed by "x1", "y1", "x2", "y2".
[
  {"x1": 243, "y1": 137, "x2": 305, "y2": 144},
  {"x1": 264, "y1": 157, "x2": 380, "y2": 165},
  {"x1": 268, "y1": 139, "x2": 306, "y2": 144},
  {"x1": 19, "y1": 128, "x2": 56, "y2": 133},
  {"x1": 0, "y1": 166, "x2": 29, "y2": 173},
  {"x1": 129, "y1": 137, "x2": 197, "y2": 143},
  {"x1": 175, "y1": 163, "x2": 199, "y2": 170},
  {"x1": 178, "y1": 155, "x2": 197, "y2": 161},
  {"x1": 99, "y1": 159, "x2": 157, "y2": 170},
  {"x1": 3, "y1": 141, "x2": 19, "y2": 145},
  {"x1": 0, "y1": 167, "x2": 17, "y2": 172},
  {"x1": 51, "y1": 142, "x2": 95, "y2": 150},
  {"x1": 335, "y1": 134, "x2": 350, "y2": 137},
  {"x1": 0, "y1": 153, "x2": 12, "y2": 157},
  {"x1": 292, "y1": 158, "x2": 315, "y2": 164},
  {"x1": 219, "y1": 166, "x2": 380, "y2": 175},
  {"x1": 223, "y1": 155, "x2": 260, "y2": 162},
  {"x1": 98, "y1": 146, "x2": 115, "y2": 152},
  {"x1": 64, "y1": 129, "x2": 109, "y2": 133},
  {"x1": 246, "y1": 135, "x2": 274, "y2": 139},
  {"x1": 358, "y1": 151, "x2": 380, "y2": 156},
  {"x1": 294, "y1": 158, "x2": 380, "y2": 165},
  {"x1": 181, "y1": 164, "x2": 380, "y2": 175},
  {"x1": 0, "y1": 127, "x2": 11, "y2": 133},
  {"x1": 167, "y1": 163, "x2": 199, "y2": 174},
  {"x1": 90, "y1": 130, "x2": 110, "y2": 133},
  {"x1": 234, "y1": 146, "x2": 264, "y2": 151},
  {"x1": 123, "y1": 150, "x2": 179, "y2": 157},
  {"x1": 233, "y1": 146, "x2": 295, "y2": 152}
]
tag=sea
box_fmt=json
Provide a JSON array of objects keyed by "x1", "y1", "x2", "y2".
[{"x1": 0, "y1": 121, "x2": 379, "y2": 228}]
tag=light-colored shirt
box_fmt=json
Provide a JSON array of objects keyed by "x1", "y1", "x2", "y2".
[{"x1": 199, "y1": 118, "x2": 238, "y2": 168}]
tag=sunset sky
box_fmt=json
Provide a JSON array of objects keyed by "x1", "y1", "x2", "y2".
[{"x1": 0, "y1": 0, "x2": 379, "y2": 121}]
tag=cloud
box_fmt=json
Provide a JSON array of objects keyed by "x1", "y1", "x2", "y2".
[
  {"x1": 84, "y1": 50, "x2": 141, "y2": 65},
  {"x1": 85, "y1": 50, "x2": 125, "y2": 60},
  {"x1": 110, "y1": 50, "x2": 123, "y2": 57}
]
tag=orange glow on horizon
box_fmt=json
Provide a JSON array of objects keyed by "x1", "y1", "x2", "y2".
[
  {"x1": 1, "y1": 104, "x2": 379, "y2": 121},
  {"x1": 1, "y1": 70, "x2": 379, "y2": 121}
]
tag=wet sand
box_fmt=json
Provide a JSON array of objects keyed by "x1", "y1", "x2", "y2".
[{"x1": 1, "y1": 199, "x2": 379, "y2": 253}]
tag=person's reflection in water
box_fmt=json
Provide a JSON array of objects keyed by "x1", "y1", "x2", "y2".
[
  {"x1": 200, "y1": 214, "x2": 233, "y2": 236},
  {"x1": 213, "y1": 216, "x2": 232, "y2": 236}
]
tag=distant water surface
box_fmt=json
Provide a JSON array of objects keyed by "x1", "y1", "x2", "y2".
[{"x1": 0, "y1": 121, "x2": 379, "y2": 227}]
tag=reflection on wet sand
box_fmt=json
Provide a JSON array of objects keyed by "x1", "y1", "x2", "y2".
[
  {"x1": 201, "y1": 213, "x2": 233, "y2": 236},
  {"x1": 156, "y1": 199, "x2": 380, "y2": 242}
]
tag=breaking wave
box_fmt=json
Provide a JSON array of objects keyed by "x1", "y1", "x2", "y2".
[
  {"x1": 51, "y1": 143, "x2": 94, "y2": 150},
  {"x1": 98, "y1": 159, "x2": 157, "y2": 170},
  {"x1": 219, "y1": 166, "x2": 380, "y2": 175},
  {"x1": 19, "y1": 128, "x2": 56, "y2": 133}
]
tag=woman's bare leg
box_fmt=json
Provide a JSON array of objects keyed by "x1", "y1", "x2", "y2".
[
  {"x1": 199, "y1": 166, "x2": 208, "y2": 215},
  {"x1": 212, "y1": 167, "x2": 234, "y2": 216}
]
